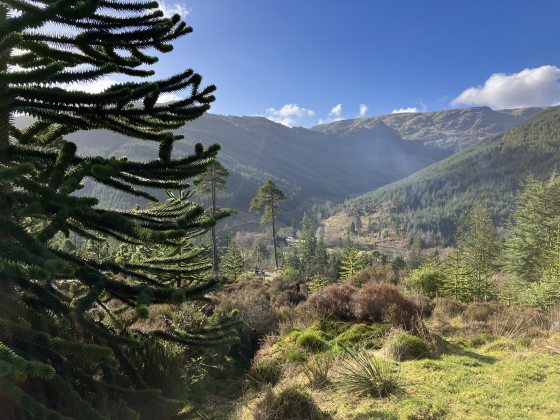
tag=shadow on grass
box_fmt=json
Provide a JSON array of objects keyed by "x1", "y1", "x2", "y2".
[{"x1": 440, "y1": 340, "x2": 497, "y2": 364}]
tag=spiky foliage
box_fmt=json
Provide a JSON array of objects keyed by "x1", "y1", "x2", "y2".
[
  {"x1": 339, "y1": 245, "x2": 366, "y2": 282},
  {"x1": 221, "y1": 241, "x2": 245, "y2": 281},
  {"x1": 250, "y1": 180, "x2": 286, "y2": 270},
  {"x1": 193, "y1": 159, "x2": 230, "y2": 275},
  {"x1": 457, "y1": 203, "x2": 499, "y2": 301},
  {"x1": 442, "y1": 249, "x2": 471, "y2": 302},
  {"x1": 0, "y1": 1, "x2": 239, "y2": 417}
]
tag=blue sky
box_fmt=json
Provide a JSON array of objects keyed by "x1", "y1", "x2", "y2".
[{"x1": 154, "y1": 1, "x2": 560, "y2": 126}]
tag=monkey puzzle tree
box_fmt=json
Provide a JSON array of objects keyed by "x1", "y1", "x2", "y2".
[
  {"x1": 0, "y1": 1, "x2": 238, "y2": 417},
  {"x1": 194, "y1": 159, "x2": 229, "y2": 275},
  {"x1": 250, "y1": 180, "x2": 286, "y2": 270}
]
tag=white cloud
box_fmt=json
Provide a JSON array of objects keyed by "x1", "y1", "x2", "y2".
[
  {"x1": 158, "y1": 1, "x2": 190, "y2": 18},
  {"x1": 329, "y1": 103, "x2": 342, "y2": 119},
  {"x1": 264, "y1": 104, "x2": 316, "y2": 127},
  {"x1": 157, "y1": 92, "x2": 182, "y2": 103},
  {"x1": 63, "y1": 78, "x2": 117, "y2": 94},
  {"x1": 392, "y1": 107, "x2": 418, "y2": 114},
  {"x1": 358, "y1": 104, "x2": 368, "y2": 117},
  {"x1": 452, "y1": 65, "x2": 560, "y2": 109}
]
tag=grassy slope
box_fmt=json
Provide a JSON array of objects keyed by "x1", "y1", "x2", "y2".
[
  {"x1": 237, "y1": 324, "x2": 560, "y2": 419},
  {"x1": 335, "y1": 106, "x2": 560, "y2": 240}
]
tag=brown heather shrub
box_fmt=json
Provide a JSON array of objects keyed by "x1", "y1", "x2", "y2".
[
  {"x1": 306, "y1": 283, "x2": 357, "y2": 320},
  {"x1": 488, "y1": 306, "x2": 548, "y2": 339},
  {"x1": 462, "y1": 302, "x2": 502, "y2": 322},
  {"x1": 353, "y1": 283, "x2": 421, "y2": 329},
  {"x1": 213, "y1": 280, "x2": 278, "y2": 338},
  {"x1": 349, "y1": 264, "x2": 392, "y2": 286},
  {"x1": 433, "y1": 298, "x2": 467, "y2": 318},
  {"x1": 269, "y1": 276, "x2": 307, "y2": 308}
]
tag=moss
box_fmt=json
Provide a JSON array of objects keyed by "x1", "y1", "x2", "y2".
[
  {"x1": 386, "y1": 334, "x2": 430, "y2": 361},
  {"x1": 296, "y1": 331, "x2": 330, "y2": 352},
  {"x1": 333, "y1": 323, "x2": 392, "y2": 349},
  {"x1": 467, "y1": 333, "x2": 496, "y2": 348}
]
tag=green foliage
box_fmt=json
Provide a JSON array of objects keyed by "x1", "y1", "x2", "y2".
[
  {"x1": 0, "y1": 2, "x2": 239, "y2": 417},
  {"x1": 303, "y1": 355, "x2": 332, "y2": 389},
  {"x1": 333, "y1": 323, "x2": 392, "y2": 349},
  {"x1": 457, "y1": 203, "x2": 499, "y2": 301},
  {"x1": 404, "y1": 260, "x2": 445, "y2": 299},
  {"x1": 442, "y1": 249, "x2": 471, "y2": 302},
  {"x1": 221, "y1": 241, "x2": 245, "y2": 281},
  {"x1": 339, "y1": 244, "x2": 367, "y2": 281},
  {"x1": 250, "y1": 180, "x2": 287, "y2": 224},
  {"x1": 385, "y1": 333, "x2": 430, "y2": 361},
  {"x1": 296, "y1": 331, "x2": 331, "y2": 352},
  {"x1": 504, "y1": 174, "x2": 560, "y2": 284}
]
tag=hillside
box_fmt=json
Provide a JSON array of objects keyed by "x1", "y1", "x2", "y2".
[
  {"x1": 314, "y1": 106, "x2": 543, "y2": 150},
  {"x1": 16, "y1": 114, "x2": 450, "y2": 229},
  {"x1": 327, "y1": 106, "x2": 560, "y2": 243}
]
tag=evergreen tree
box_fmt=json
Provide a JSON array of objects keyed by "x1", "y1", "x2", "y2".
[
  {"x1": 222, "y1": 241, "x2": 245, "y2": 281},
  {"x1": 300, "y1": 212, "x2": 317, "y2": 277},
  {"x1": 0, "y1": 2, "x2": 238, "y2": 417},
  {"x1": 457, "y1": 203, "x2": 499, "y2": 301},
  {"x1": 442, "y1": 249, "x2": 471, "y2": 301},
  {"x1": 312, "y1": 230, "x2": 329, "y2": 275},
  {"x1": 536, "y1": 224, "x2": 560, "y2": 308},
  {"x1": 339, "y1": 244, "x2": 365, "y2": 281},
  {"x1": 504, "y1": 174, "x2": 560, "y2": 284},
  {"x1": 194, "y1": 159, "x2": 229, "y2": 275},
  {"x1": 250, "y1": 180, "x2": 286, "y2": 270}
]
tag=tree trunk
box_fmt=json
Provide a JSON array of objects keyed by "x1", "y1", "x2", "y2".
[
  {"x1": 0, "y1": 6, "x2": 10, "y2": 162},
  {"x1": 271, "y1": 201, "x2": 278, "y2": 270},
  {"x1": 211, "y1": 179, "x2": 219, "y2": 275}
]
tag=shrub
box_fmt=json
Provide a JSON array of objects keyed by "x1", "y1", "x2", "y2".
[
  {"x1": 337, "y1": 349, "x2": 401, "y2": 398},
  {"x1": 214, "y1": 281, "x2": 278, "y2": 338},
  {"x1": 349, "y1": 264, "x2": 393, "y2": 286},
  {"x1": 433, "y1": 298, "x2": 467, "y2": 318},
  {"x1": 252, "y1": 386, "x2": 326, "y2": 420},
  {"x1": 303, "y1": 356, "x2": 332, "y2": 389},
  {"x1": 249, "y1": 357, "x2": 284, "y2": 386},
  {"x1": 353, "y1": 283, "x2": 421, "y2": 329},
  {"x1": 296, "y1": 331, "x2": 330, "y2": 352},
  {"x1": 333, "y1": 323, "x2": 392, "y2": 349},
  {"x1": 403, "y1": 262, "x2": 446, "y2": 298},
  {"x1": 269, "y1": 276, "x2": 307, "y2": 308},
  {"x1": 384, "y1": 333, "x2": 430, "y2": 361},
  {"x1": 462, "y1": 302, "x2": 501, "y2": 322},
  {"x1": 307, "y1": 284, "x2": 357, "y2": 320}
]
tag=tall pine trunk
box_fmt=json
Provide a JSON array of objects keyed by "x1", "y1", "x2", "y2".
[
  {"x1": 211, "y1": 179, "x2": 219, "y2": 274},
  {"x1": 271, "y1": 201, "x2": 278, "y2": 270},
  {"x1": 0, "y1": 6, "x2": 9, "y2": 162}
]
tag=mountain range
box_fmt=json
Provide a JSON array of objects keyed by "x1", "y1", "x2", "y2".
[
  {"x1": 324, "y1": 106, "x2": 560, "y2": 246},
  {"x1": 14, "y1": 106, "x2": 545, "y2": 232}
]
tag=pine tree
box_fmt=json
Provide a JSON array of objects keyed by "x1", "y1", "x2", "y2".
[
  {"x1": 339, "y1": 244, "x2": 365, "y2": 281},
  {"x1": 537, "y1": 224, "x2": 560, "y2": 308},
  {"x1": 300, "y1": 212, "x2": 317, "y2": 277},
  {"x1": 504, "y1": 174, "x2": 560, "y2": 284},
  {"x1": 442, "y1": 249, "x2": 471, "y2": 301},
  {"x1": 194, "y1": 159, "x2": 229, "y2": 275},
  {"x1": 250, "y1": 180, "x2": 286, "y2": 270},
  {"x1": 222, "y1": 241, "x2": 245, "y2": 281},
  {"x1": 457, "y1": 203, "x2": 499, "y2": 301},
  {"x1": 0, "y1": 2, "x2": 239, "y2": 417}
]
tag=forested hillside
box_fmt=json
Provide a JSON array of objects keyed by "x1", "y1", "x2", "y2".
[
  {"x1": 335, "y1": 106, "x2": 560, "y2": 242},
  {"x1": 15, "y1": 114, "x2": 450, "y2": 227}
]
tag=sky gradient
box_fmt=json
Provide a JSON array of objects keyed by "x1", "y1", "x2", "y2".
[{"x1": 154, "y1": 1, "x2": 560, "y2": 126}]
